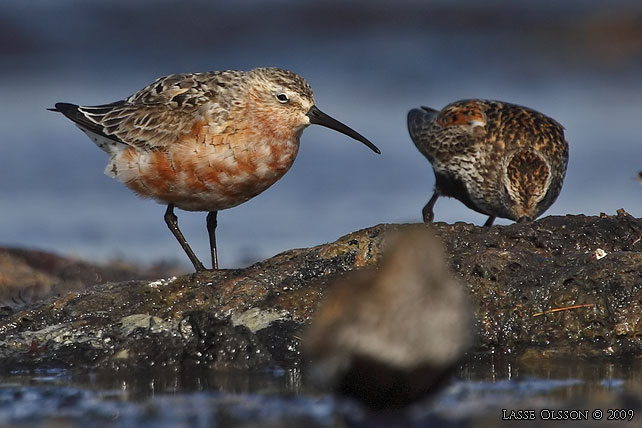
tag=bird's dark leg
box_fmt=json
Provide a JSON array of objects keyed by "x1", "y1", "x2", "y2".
[
  {"x1": 207, "y1": 211, "x2": 219, "y2": 270},
  {"x1": 483, "y1": 216, "x2": 496, "y2": 227},
  {"x1": 422, "y1": 192, "x2": 440, "y2": 223},
  {"x1": 164, "y1": 204, "x2": 206, "y2": 272}
]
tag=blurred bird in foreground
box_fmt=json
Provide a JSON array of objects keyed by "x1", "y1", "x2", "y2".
[
  {"x1": 305, "y1": 226, "x2": 473, "y2": 409},
  {"x1": 408, "y1": 99, "x2": 568, "y2": 226},
  {"x1": 50, "y1": 67, "x2": 380, "y2": 271}
]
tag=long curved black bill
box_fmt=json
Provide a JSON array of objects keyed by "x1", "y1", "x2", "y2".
[{"x1": 307, "y1": 105, "x2": 381, "y2": 154}]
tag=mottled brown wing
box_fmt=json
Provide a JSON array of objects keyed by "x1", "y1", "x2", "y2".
[
  {"x1": 55, "y1": 72, "x2": 242, "y2": 150},
  {"x1": 77, "y1": 102, "x2": 201, "y2": 149}
]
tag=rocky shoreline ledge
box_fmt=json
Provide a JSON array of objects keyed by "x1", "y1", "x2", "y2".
[{"x1": 1, "y1": 211, "x2": 641, "y2": 372}]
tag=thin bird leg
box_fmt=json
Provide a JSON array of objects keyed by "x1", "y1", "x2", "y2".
[
  {"x1": 483, "y1": 216, "x2": 496, "y2": 227},
  {"x1": 164, "y1": 204, "x2": 206, "y2": 272},
  {"x1": 207, "y1": 211, "x2": 219, "y2": 270},
  {"x1": 422, "y1": 192, "x2": 440, "y2": 223}
]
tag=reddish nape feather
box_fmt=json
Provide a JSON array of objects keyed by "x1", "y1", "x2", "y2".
[{"x1": 437, "y1": 102, "x2": 485, "y2": 127}]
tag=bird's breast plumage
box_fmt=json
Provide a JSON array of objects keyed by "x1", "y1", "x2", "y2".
[{"x1": 107, "y1": 120, "x2": 301, "y2": 212}]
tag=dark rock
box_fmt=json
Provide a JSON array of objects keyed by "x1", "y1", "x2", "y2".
[
  {"x1": 254, "y1": 319, "x2": 303, "y2": 367},
  {"x1": 0, "y1": 212, "x2": 641, "y2": 372}
]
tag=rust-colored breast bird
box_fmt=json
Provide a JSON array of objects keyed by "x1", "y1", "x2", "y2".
[{"x1": 51, "y1": 67, "x2": 380, "y2": 271}]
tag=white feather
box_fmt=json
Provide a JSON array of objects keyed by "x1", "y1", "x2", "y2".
[{"x1": 77, "y1": 125, "x2": 127, "y2": 154}]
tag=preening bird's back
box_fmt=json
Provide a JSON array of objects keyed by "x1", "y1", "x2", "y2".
[
  {"x1": 486, "y1": 102, "x2": 568, "y2": 218},
  {"x1": 483, "y1": 101, "x2": 568, "y2": 164},
  {"x1": 407, "y1": 99, "x2": 569, "y2": 221}
]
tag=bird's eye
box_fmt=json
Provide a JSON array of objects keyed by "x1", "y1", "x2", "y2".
[{"x1": 275, "y1": 93, "x2": 289, "y2": 103}]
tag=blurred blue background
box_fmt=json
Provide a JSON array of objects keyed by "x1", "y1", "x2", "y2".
[{"x1": 1, "y1": 0, "x2": 641, "y2": 268}]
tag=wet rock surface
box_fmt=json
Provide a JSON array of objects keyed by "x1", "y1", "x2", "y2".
[
  {"x1": 440, "y1": 209, "x2": 642, "y2": 359},
  {"x1": 0, "y1": 211, "x2": 641, "y2": 372}
]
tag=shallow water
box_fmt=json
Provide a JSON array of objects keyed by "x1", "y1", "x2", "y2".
[{"x1": 0, "y1": 356, "x2": 638, "y2": 427}]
